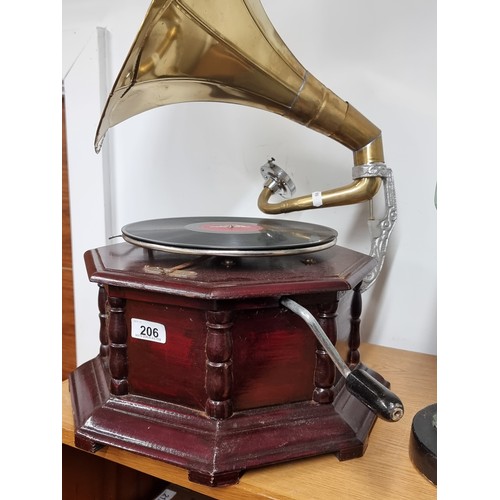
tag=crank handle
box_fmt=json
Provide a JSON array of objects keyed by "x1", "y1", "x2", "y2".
[
  {"x1": 345, "y1": 367, "x2": 404, "y2": 422},
  {"x1": 280, "y1": 297, "x2": 404, "y2": 422}
]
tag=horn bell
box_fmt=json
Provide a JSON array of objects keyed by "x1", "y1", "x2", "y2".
[{"x1": 95, "y1": 0, "x2": 384, "y2": 209}]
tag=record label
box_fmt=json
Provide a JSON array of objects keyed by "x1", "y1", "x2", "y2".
[{"x1": 186, "y1": 221, "x2": 264, "y2": 234}]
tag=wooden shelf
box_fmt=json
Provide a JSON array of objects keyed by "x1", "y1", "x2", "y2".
[{"x1": 62, "y1": 343, "x2": 436, "y2": 500}]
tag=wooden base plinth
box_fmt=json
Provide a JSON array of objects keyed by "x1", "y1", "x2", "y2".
[
  {"x1": 68, "y1": 242, "x2": 387, "y2": 487},
  {"x1": 69, "y1": 355, "x2": 388, "y2": 487}
]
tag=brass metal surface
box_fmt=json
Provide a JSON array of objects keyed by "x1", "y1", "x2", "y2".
[
  {"x1": 95, "y1": 0, "x2": 386, "y2": 212},
  {"x1": 258, "y1": 178, "x2": 382, "y2": 214}
]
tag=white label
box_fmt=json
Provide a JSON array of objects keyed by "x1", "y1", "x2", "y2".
[
  {"x1": 131, "y1": 318, "x2": 166, "y2": 344},
  {"x1": 312, "y1": 191, "x2": 323, "y2": 207},
  {"x1": 153, "y1": 488, "x2": 177, "y2": 500}
]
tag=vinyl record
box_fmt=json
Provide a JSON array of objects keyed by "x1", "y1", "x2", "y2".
[{"x1": 121, "y1": 216, "x2": 337, "y2": 256}]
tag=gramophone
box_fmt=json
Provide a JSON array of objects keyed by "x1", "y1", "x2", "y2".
[{"x1": 69, "y1": 0, "x2": 402, "y2": 487}]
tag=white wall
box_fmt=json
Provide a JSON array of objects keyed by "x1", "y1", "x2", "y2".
[{"x1": 63, "y1": 0, "x2": 436, "y2": 364}]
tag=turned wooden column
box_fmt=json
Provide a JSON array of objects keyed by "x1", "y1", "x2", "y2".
[
  {"x1": 313, "y1": 297, "x2": 339, "y2": 403},
  {"x1": 348, "y1": 283, "x2": 362, "y2": 365},
  {"x1": 205, "y1": 310, "x2": 233, "y2": 419},
  {"x1": 108, "y1": 296, "x2": 128, "y2": 395},
  {"x1": 98, "y1": 284, "x2": 109, "y2": 358}
]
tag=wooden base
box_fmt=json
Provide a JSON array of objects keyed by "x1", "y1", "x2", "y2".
[
  {"x1": 68, "y1": 242, "x2": 386, "y2": 487},
  {"x1": 69, "y1": 355, "x2": 386, "y2": 487}
]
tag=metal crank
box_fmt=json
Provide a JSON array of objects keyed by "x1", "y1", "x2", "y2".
[{"x1": 281, "y1": 297, "x2": 404, "y2": 422}]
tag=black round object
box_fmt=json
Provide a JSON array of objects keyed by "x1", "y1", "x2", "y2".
[
  {"x1": 409, "y1": 403, "x2": 437, "y2": 485},
  {"x1": 121, "y1": 216, "x2": 337, "y2": 256}
]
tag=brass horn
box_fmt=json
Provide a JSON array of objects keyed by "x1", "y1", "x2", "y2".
[{"x1": 95, "y1": 0, "x2": 389, "y2": 216}]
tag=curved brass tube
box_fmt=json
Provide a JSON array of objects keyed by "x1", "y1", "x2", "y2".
[
  {"x1": 258, "y1": 177, "x2": 382, "y2": 214},
  {"x1": 258, "y1": 135, "x2": 385, "y2": 214}
]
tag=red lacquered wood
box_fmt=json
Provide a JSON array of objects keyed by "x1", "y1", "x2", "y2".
[
  {"x1": 69, "y1": 242, "x2": 386, "y2": 487},
  {"x1": 98, "y1": 284, "x2": 109, "y2": 359},
  {"x1": 313, "y1": 299, "x2": 339, "y2": 403},
  {"x1": 205, "y1": 310, "x2": 234, "y2": 419},
  {"x1": 348, "y1": 283, "x2": 362, "y2": 365},
  {"x1": 83, "y1": 243, "x2": 375, "y2": 299},
  {"x1": 108, "y1": 296, "x2": 128, "y2": 395}
]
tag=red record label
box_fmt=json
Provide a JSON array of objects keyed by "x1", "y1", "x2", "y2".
[{"x1": 186, "y1": 221, "x2": 264, "y2": 234}]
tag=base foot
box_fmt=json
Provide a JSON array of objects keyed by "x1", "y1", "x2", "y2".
[{"x1": 188, "y1": 469, "x2": 242, "y2": 487}]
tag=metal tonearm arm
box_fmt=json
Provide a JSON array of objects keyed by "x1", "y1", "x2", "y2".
[
  {"x1": 259, "y1": 158, "x2": 397, "y2": 292},
  {"x1": 258, "y1": 159, "x2": 382, "y2": 214}
]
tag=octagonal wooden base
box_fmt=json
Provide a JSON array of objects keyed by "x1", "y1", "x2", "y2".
[
  {"x1": 69, "y1": 242, "x2": 386, "y2": 487},
  {"x1": 69, "y1": 355, "x2": 387, "y2": 487}
]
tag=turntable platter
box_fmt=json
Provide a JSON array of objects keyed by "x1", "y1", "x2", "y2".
[{"x1": 121, "y1": 217, "x2": 337, "y2": 256}]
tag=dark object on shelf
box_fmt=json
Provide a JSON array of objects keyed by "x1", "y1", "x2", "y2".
[{"x1": 409, "y1": 403, "x2": 437, "y2": 485}]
